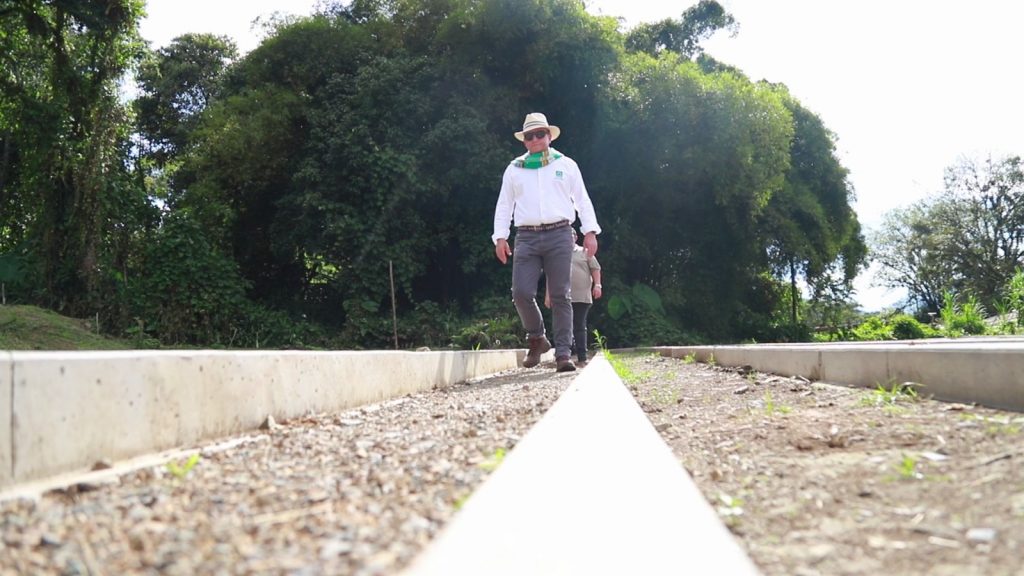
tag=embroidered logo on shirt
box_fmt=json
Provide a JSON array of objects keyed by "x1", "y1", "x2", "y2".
[{"x1": 555, "y1": 170, "x2": 564, "y2": 179}]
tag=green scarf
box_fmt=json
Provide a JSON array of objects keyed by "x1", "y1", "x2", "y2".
[{"x1": 513, "y1": 148, "x2": 563, "y2": 169}]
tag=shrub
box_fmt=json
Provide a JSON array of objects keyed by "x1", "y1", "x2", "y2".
[
  {"x1": 889, "y1": 314, "x2": 926, "y2": 340},
  {"x1": 850, "y1": 316, "x2": 892, "y2": 341},
  {"x1": 940, "y1": 292, "x2": 987, "y2": 336}
]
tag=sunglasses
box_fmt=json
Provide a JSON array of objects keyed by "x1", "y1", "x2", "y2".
[{"x1": 523, "y1": 130, "x2": 548, "y2": 141}]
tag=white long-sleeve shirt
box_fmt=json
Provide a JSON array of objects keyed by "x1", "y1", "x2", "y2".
[{"x1": 491, "y1": 155, "x2": 602, "y2": 244}]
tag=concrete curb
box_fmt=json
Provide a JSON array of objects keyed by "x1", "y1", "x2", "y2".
[
  {"x1": 0, "y1": 349, "x2": 533, "y2": 488},
  {"x1": 403, "y1": 355, "x2": 761, "y2": 575},
  {"x1": 650, "y1": 340, "x2": 1024, "y2": 412}
]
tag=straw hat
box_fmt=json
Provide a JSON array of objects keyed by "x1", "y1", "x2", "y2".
[{"x1": 514, "y1": 112, "x2": 561, "y2": 142}]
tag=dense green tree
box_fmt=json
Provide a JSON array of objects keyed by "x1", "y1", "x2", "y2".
[
  {"x1": 1, "y1": 0, "x2": 869, "y2": 347},
  {"x1": 0, "y1": 0, "x2": 145, "y2": 313},
  {"x1": 134, "y1": 33, "x2": 238, "y2": 165},
  {"x1": 590, "y1": 52, "x2": 794, "y2": 340},
  {"x1": 177, "y1": 15, "x2": 378, "y2": 317},
  {"x1": 759, "y1": 90, "x2": 866, "y2": 331},
  {"x1": 625, "y1": 0, "x2": 736, "y2": 58}
]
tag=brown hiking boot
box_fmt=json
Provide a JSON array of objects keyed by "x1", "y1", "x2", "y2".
[
  {"x1": 556, "y1": 356, "x2": 576, "y2": 372},
  {"x1": 523, "y1": 335, "x2": 551, "y2": 368}
]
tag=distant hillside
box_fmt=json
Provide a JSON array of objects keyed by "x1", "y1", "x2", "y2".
[{"x1": 0, "y1": 305, "x2": 134, "y2": 350}]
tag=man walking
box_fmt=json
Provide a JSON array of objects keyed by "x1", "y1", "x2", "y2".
[{"x1": 492, "y1": 113, "x2": 601, "y2": 372}]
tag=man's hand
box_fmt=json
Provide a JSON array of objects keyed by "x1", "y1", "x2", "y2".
[
  {"x1": 495, "y1": 238, "x2": 512, "y2": 264},
  {"x1": 583, "y1": 232, "x2": 598, "y2": 258}
]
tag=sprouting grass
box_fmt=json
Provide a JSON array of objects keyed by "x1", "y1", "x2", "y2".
[
  {"x1": 610, "y1": 357, "x2": 654, "y2": 387},
  {"x1": 961, "y1": 413, "x2": 1024, "y2": 435},
  {"x1": 649, "y1": 385, "x2": 681, "y2": 406},
  {"x1": 895, "y1": 453, "x2": 923, "y2": 480},
  {"x1": 716, "y1": 492, "x2": 745, "y2": 527},
  {"x1": 861, "y1": 380, "x2": 920, "y2": 411},
  {"x1": 478, "y1": 447, "x2": 506, "y2": 472},
  {"x1": 166, "y1": 453, "x2": 201, "y2": 480},
  {"x1": 682, "y1": 353, "x2": 697, "y2": 364},
  {"x1": 761, "y1": 391, "x2": 791, "y2": 416}
]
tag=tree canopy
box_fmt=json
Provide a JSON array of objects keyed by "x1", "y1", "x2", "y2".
[
  {"x1": 0, "y1": 0, "x2": 868, "y2": 347},
  {"x1": 872, "y1": 155, "x2": 1024, "y2": 314}
]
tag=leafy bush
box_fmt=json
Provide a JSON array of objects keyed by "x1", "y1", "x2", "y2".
[
  {"x1": 940, "y1": 292, "x2": 987, "y2": 336},
  {"x1": 233, "y1": 304, "x2": 328, "y2": 349},
  {"x1": 450, "y1": 314, "x2": 523, "y2": 350},
  {"x1": 597, "y1": 305, "x2": 688, "y2": 348},
  {"x1": 128, "y1": 217, "x2": 244, "y2": 344},
  {"x1": 850, "y1": 316, "x2": 893, "y2": 341},
  {"x1": 889, "y1": 314, "x2": 927, "y2": 340},
  {"x1": 847, "y1": 313, "x2": 939, "y2": 342}
]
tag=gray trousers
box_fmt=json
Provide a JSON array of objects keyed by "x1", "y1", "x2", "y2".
[{"x1": 512, "y1": 226, "x2": 574, "y2": 359}]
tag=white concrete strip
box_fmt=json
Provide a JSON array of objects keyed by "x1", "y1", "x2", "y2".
[
  {"x1": 1, "y1": 351, "x2": 11, "y2": 487},
  {"x1": 0, "y1": 349, "x2": 524, "y2": 488},
  {"x1": 404, "y1": 355, "x2": 761, "y2": 576},
  {"x1": 654, "y1": 341, "x2": 1024, "y2": 412}
]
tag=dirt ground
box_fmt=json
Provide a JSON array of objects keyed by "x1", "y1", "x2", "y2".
[{"x1": 620, "y1": 352, "x2": 1024, "y2": 576}]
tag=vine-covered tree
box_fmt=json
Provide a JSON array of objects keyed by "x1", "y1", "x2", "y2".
[{"x1": 0, "y1": 0, "x2": 147, "y2": 313}]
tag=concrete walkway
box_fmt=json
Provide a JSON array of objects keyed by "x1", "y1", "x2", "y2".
[
  {"x1": 0, "y1": 349, "x2": 532, "y2": 488},
  {"x1": 5, "y1": 340, "x2": 1022, "y2": 574},
  {"x1": 403, "y1": 355, "x2": 760, "y2": 575},
  {"x1": 653, "y1": 339, "x2": 1024, "y2": 412}
]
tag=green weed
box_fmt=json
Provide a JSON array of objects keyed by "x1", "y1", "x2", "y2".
[
  {"x1": 649, "y1": 385, "x2": 681, "y2": 406},
  {"x1": 962, "y1": 413, "x2": 1024, "y2": 435},
  {"x1": 895, "y1": 454, "x2": 923, "y2": 480},
  {"x1": 478, "y1": 447, "x2": 506, "y2": 472},
  {"x1": 861, "y1": 380, "x2": 920, "y2": 409},
  {"x1": 166, "y1": 453, "x2": 200, "y2": 480},
  {"x1": 762, "y1": 391, "x2": 791, "y2": 416},
  {"x1": 716, "y1": 492, "x2": 745, "y2": 527}
]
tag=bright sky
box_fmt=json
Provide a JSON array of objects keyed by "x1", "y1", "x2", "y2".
[{"x1": 139, "y1": 0, "x2": 1024, "y2": 311}]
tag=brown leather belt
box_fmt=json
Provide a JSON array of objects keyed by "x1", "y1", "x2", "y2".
[{"x1": 516, "y1": 219, "x2": 570, "y2": 232}]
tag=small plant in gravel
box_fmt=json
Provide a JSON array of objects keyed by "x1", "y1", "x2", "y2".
[
  {"x1": 682, "y1": 353, "x2": 697, "y2": 364},
  {"x1": 761, "y1": 391, "x2": 791, "y2": 417},
  {"x1": 895, "y1": 453, "x2": 924, "y2": 480},
  {"x1": 963, "y1": 413, "x2": 1024, "y2": 436},
  {"x1": 593, "y1": 329, "x2": 609, "y2": 356},
  {"x1": 861, "y1": 380, "x2": 920, "y2": 411},
  {"x1": 616, "y1": 362, "x2": 650, "y2": 387},
  {"x1": 478, "y1": 447, "x2": 506, "y2": 472},
  {"x1": 716, "y1": 492, "x2": 745, "y2": 527},
  {"x1": 166, "y1": 453, "x2": 200, "y2": 480},
  {"x1": 649, "y1": 385, "x2": 680, "y2": 406}
]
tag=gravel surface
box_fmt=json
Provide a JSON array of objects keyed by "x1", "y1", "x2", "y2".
[
  {"x1": 0, "y1": 367, "x2": 573, "y2": 576},
  {"x1": 623, "y1": 352, "x2": 1024, "y2": 576}
]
